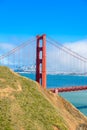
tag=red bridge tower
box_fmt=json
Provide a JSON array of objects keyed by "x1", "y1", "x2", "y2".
[{"x1": 36, "y1": 34, "x2": 46, "y2": 89}]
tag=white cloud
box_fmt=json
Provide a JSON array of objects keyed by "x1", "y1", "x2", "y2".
[
  {"x1": 64, "y1": 39, "x2": 87, "y2": 58},
  {"x1": 47, "y1": 39, "x2": 87, "y2": 73},
  {"x1": 0, "y1": 42, "x2": 36, "y2": 68},
  {"x1": 0, "y1": 43, "x2": 16, "y2": 66},
  {"x1": 0, "y1": 43, "x2": 16, "y2": 53}
]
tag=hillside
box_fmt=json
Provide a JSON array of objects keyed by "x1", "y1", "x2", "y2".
[{"x1": 0, "y1": 66, "x2": 87, "y2": 130}]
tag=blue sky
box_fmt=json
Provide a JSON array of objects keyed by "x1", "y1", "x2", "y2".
[
  {"x1": 0, "y1": 0, "x2": 87, "y2": 44},
  {"x1": 0, "y1": 0, "x2": 87, "y2": 72}
]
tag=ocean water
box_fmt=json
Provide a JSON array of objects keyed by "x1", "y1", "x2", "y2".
[{"x1": 20, "y1": 73, "x2": 87, "y2": 116}]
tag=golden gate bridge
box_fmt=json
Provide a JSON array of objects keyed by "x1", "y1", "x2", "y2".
[{"x1": 0, "y1": 34, "x2": 87, "y2": 93}]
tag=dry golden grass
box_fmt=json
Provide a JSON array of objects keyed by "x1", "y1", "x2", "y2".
[{"x1": 0, "y1": 66, "x2": 87, "y2": 130}]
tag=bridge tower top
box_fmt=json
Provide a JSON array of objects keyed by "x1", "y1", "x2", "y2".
[{"x1": 36, "y1": 34, "x2": 46, "y2": 89}]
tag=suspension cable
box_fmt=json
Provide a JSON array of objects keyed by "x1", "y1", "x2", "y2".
[
  {"x1": 46, "y1": 38, "x2": 87, "y2": 63},
  {"x1": 0, "y1": 37, "x2": 36, "y2": 60}
]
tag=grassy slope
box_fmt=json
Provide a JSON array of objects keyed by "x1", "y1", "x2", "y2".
[{"x1": 0, "y1": 66, "x2": 87, "y2": 130}]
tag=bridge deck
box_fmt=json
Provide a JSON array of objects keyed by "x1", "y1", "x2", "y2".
[{"x1": 49, "y1": 86, "x2": 87, "y2": 93}]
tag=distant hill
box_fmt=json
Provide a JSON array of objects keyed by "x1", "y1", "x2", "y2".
[{"x1": 0, "y1": 66, "x2": 87, "y2": 130}]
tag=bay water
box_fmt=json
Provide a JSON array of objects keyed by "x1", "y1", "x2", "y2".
[{"x1": 20, "y1": 73, "x2": 87, "y2": 116}]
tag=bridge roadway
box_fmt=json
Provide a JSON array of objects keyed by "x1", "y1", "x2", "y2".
[{"x1": 49, "y1": 86, "x2": 87, "y2": 93}]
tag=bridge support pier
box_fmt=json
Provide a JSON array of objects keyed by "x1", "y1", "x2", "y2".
[{"x1": 36, "y1": 34, "x2": 46, "y2": 89}]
